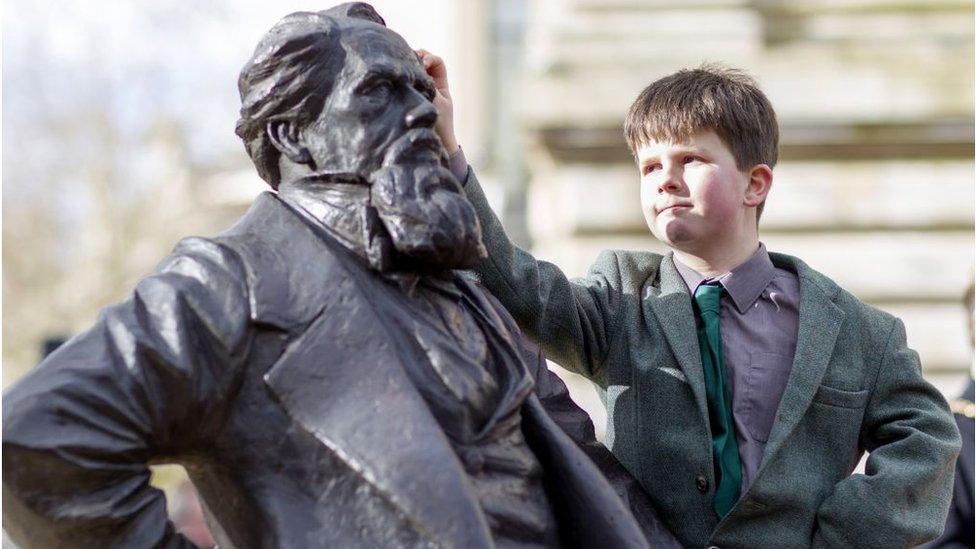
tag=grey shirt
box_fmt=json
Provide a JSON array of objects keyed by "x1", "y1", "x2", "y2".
[{"x1": 672, "y1": 246, "x2": 800, "y2": 492}]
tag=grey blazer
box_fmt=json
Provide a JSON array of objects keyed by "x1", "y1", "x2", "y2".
[{"x1": 461, "y1": 169, "x2": 961, "y2": 548}]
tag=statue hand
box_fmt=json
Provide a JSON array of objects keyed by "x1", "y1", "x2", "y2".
[{"x1": 416, "y1": 49, "x2": 459, "y2": 155}]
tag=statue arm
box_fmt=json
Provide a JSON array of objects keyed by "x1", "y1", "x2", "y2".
[{"x1": 2, "y1": 237, "x2": 253, "y2": 549}]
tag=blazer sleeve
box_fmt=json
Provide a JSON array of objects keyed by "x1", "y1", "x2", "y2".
[
  {"x1": 2, "y1": 237, "x2": 253, "y2": 549},
  {"x1": 812, "y1": 318, "x2": 962, "y2": 548},
  {"x1": 461, "y1": 169, "x2": 623, "y2": 378}
]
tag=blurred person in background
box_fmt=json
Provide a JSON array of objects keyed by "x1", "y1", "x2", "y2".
[{"x1": 922, "y1": 278, "x2": 974, "y2": 548}]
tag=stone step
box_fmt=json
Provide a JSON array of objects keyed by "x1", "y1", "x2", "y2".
[{"x1": 526, "y1": 159, "x2": 974, "y2": 234}]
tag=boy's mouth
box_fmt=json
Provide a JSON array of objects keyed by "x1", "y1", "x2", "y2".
[{"x1": 657, "y1": 203, "x2": 692, "y2": 215}]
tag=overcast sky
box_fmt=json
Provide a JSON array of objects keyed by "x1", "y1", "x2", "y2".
[{"x1": 3, "y1": 1, "x2": 455, "y2": 202}]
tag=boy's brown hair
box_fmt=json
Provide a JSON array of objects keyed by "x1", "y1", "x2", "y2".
[{"x1": 623, "y1": 63, "x2": 779, "y2": 218}]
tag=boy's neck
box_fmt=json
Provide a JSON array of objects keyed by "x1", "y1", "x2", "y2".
[{"x1": 672, "y1": 238, "x2": 761, "y2": 279}]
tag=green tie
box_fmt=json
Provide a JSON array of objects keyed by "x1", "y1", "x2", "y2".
[{"x1": 693, "y1": 283, "x2": 741, "y2": 518}]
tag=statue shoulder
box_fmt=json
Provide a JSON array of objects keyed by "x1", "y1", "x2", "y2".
[{"x1": 211, "y1": 197, "x2": 370, "y2": 332}]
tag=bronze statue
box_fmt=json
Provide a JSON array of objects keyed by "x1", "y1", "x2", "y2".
[{"x1": 3, "y1": 4, "x2": 677, "y2": 547}]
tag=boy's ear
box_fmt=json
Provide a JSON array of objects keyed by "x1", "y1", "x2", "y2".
[
  {"x1": 743, "y1": 164, "x2": 773, "y2": 207},
  {"x1": 266, "y1": 120, "x2": 315, "y2": 167}
]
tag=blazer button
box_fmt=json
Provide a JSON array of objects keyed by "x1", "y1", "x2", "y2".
[{"x1": 696, "y1": 475, "x2": 709, "y2": 493}]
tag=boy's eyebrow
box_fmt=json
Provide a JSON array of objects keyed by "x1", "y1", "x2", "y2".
[
  {"x1": 638, "y1": 155, "x2": 659, "y2": 168},
  {"x1": 638, "y1": 144, "x2": 702, "y2": 166}
]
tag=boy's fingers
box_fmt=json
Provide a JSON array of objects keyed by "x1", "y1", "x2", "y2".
[
  {"x1": 415, "y1": 48, "x2": 448, "y2": 87},
  {"x1": 416, "y1": 48, "x2": 438, "y2": 66}
]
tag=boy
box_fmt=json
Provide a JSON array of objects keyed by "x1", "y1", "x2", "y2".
[{"x1": 420, "y1": 51, "x2": 961, "y2": 548}]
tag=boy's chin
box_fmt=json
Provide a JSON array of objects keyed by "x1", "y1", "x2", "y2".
[{"x1": 649, "y1": 219, "x2": 696, "y2": 249}]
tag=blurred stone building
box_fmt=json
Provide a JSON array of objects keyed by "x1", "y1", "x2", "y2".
[
  {"x1": 4, "y1": 0, "x2": 973, "y2": 433},
  {"x1": 496, "y1": 0, "x2": 974, "y2": 431},
  {"x1": 1, "y1": 1, "x2": 972, "y2": 543}
]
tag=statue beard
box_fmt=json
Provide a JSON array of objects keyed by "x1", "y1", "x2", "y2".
[{"x1": 367, "y1": 129, "x2": 487, "y2": 274}]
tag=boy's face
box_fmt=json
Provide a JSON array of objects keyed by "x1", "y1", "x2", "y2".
[{"x1": 636, "y1": 130, "x2": 756, "y2": 254}]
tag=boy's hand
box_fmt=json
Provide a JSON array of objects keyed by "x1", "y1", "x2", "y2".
[{"x1": 416, "y1": 49, "x2": 459, "y2": 155}]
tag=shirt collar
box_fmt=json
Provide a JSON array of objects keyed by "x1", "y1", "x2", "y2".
[{"x1": 673, "y1": 243, "x2": 777, "y2": 314}]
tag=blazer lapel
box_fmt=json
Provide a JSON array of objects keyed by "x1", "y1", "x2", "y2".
[
  {"x1": 645, "y1": 253, "x2": 710, "y2": 426},
  {"x1": 758, "y1": 257, "x2": 845, "y2": 471}
]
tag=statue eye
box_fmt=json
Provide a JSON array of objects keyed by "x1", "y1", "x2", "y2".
[
  {"x1": 363, "y1": 81, "x2": 394, "y2": 99},
  {"x1": 418, "y1": 82, "x2": 436, "y2": 101}
]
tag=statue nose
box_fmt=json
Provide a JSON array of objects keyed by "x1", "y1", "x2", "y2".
[{"x1": 405, "y1": 101, "x2": 437, "y2": 129}]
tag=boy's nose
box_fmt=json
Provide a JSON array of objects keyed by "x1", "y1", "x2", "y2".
[{"x1": 657, "y1": 171, "x2": 682, "y2": 194}]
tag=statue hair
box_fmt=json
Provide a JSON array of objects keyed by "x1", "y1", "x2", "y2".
[{"x1": 235, "y1": 3, "x2": 386, "y2": 188}]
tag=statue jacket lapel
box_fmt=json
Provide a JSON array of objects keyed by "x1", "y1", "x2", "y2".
[{"x1": 221, "y1": 193, "x2": 493, "y2": 548}]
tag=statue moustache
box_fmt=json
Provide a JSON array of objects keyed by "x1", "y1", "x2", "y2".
[{"x1": 368, "y1": 128, "x2": 487, "y2": 273}]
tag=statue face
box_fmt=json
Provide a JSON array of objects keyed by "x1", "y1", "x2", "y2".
[
  {"x1": 302, "y1": 26, "x2": 440, "y2": 176},
  {"x1": 303, "y1": 24, "x2": 486, "y2": 272}
]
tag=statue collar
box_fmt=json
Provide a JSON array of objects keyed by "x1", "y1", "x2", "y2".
[{"x1": 277, "y1": 172, "x2": 397, "y2": 274}]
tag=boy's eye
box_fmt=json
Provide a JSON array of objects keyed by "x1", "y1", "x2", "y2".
[
  {"x1": 684, "y1": 155, "x2": 701, "y2": 164},
  {"x1": 642, "y1": 163, "x2": 661, "y2": 175}
]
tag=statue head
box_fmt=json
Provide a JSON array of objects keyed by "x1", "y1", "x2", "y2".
[{"x1": 235, "y1": 3, "x2": 485, "y2": 272}]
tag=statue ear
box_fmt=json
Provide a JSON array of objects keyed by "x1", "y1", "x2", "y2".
[{"x1": 266, "y1": 120, "x2": 315, "y2": 168}]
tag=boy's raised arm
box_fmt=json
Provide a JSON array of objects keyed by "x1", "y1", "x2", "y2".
[{"x1": 419, "y1": 50, "x2": 622, "y2": 379}]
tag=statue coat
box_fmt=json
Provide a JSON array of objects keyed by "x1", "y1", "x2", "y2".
[{"x1": 3, "y1": 192, "x2": 669, "y2": 549}]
